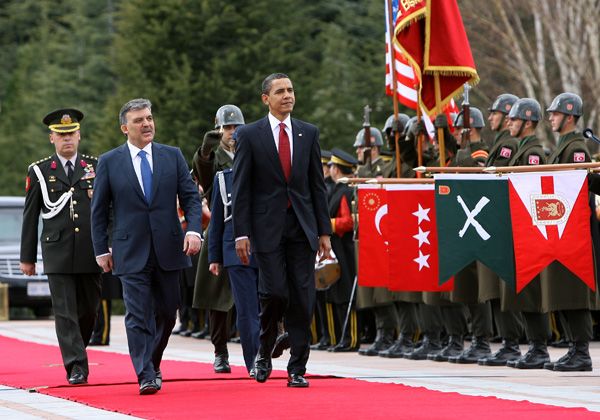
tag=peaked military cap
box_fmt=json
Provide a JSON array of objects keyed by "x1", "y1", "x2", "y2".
[
  {"x1": 329, "y1": 147, "x2": 358, "y2": 168},
  {"x1": 43, "y1": 108, "x2": 84, "y2": 133},
  {"x1": 321, "y1": 149, "x2": 332, "y2": 164}
]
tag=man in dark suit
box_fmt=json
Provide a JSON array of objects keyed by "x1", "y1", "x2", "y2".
[
  {"x1": 91, "y1": 98, "x2": 202, "y2": 395},
  {"x1": 20, "y1": 108, "x2": 101, "y2": 385},
  {"x1": 232, "y1": 73, "x2": 332, "y2": 388}
]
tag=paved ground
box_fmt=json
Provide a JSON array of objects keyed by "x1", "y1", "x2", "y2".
[{"x1": 1, "y1": 317, "x2": 599, "y2": 418}]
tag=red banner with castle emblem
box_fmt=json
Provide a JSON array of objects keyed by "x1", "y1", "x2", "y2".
[
  {"x1": 357, "y1": 186, "x2": 389, "y2": 287},
  {"x1": 508, "y1": 170, "x2": 595, "y2": 292}
]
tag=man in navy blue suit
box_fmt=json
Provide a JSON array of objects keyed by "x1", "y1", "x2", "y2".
[
  {"x1": 208, "y1": 168, "x2": 260, "y2": 376},
  {"x1": 91, "y1": 98, "x2": 202, "y2": 395},
  {"x1": 232, "y1": 73, "x2": 332, "y2": 388}
]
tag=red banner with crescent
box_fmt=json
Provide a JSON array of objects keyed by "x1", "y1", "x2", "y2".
[{"x1": 357, "y1": 186, "x2": 389, "y2": 287}]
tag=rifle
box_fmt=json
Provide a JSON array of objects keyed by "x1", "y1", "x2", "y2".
[
  {"x1": 362, "y1": 105, "x2": 372, "y2": 167},
  {"x1": 460, "y1": 83, "x2": 471, "y2": 150}
]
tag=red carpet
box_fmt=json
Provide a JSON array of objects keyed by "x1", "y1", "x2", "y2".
[{"x1": 0, "y1": 335, "x2": 598, "y2": 419}]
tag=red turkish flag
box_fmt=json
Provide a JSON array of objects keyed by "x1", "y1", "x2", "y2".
[
  {"x1": 386, "y1": 184, "x2": 453, "y2": 291},
  {"x1": 357, "y1": 186, "x2": 389, "y2": 287},
  {"x1": 508, "y1": 170, "x2": 595, "y2": 292}
]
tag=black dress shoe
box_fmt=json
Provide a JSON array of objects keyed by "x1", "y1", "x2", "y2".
[
  {"x1": 287, "y1": 373, "x2": 309, "y2": 388},
  {"x1": 191, "y1": 328, "x2": 209, "y2": 339},
  {"x1": 213, "y1": 353, "x2": 231, "y2": 373},
  {"x1": 249, "y1": 367, "x2": 256, "y2": 378},
  {"x1": 310, "y1": 339, "x2": 330, "y2": 350},
  {"x1": 254, "y1": 355, "x2": 272, "y2": 383},
  {"x1": 272, "y1": 332, "x2": 290, "y2": 359},
  {"x1": 68, "y1": 365, "x2": 87, "y2": 385},
  {"x1": 155, "y1": 369, "x2": 162, "y2": 390},
  {"x1": 139, "y1": 379, "x2": 159, "y2": 395}
]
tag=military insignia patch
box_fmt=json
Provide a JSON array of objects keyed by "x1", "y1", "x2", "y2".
[
  {"x1": 528, "y1": 155, "x2": 540, "y2": 165},
  {"x1": 500, "y1": 147, "x2": 512, "y2": 158},
  {"x1": 48, "y1": 175, "x2": 56, "y2": 182},
  {"x1": 573, "y1": 152, "x2": 585, "y2": 162},
  {"x1": 50, "y1": 161, "x2": 57, "y2": 170}
]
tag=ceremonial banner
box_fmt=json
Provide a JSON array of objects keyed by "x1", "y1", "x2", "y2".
[
  {"x1": 508, "y1": 170, "x2": 595, "y2": 292},
  {"x1": 435, "y1": 174, "x2": 515, "y2": 287},
  {"x1": 386, "y1": 184, "x2": 453, "y2": 291},
  {"x1": 394, "y1": 0, "x2": 478, "y2": 116},
  {"x1": 357, "y1": 186, "x2": 389, "y2": 287}
]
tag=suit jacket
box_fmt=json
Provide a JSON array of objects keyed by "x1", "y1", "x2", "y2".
[
  {"x1": 232, "y1": 116, "x2": 331, "y2": 253},
  {"x1": 208, "y1": 169, "x2": 257, "y2": 268},
  {"x1": 21, "y1": 153, "x2": 100, "y2": 274},
  {"x1": 91, "y1": 142, "x2": 202, "y2": 275}
]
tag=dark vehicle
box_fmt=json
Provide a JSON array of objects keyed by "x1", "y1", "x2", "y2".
[{"x1": 0, "y1": 196, "x2": 52, "y2": 317}]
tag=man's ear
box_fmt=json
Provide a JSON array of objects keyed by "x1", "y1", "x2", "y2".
[
  {"x1": 261, "y1": 94, "x2": 269, "y2": 106},
  {"x1": 120, "y1": 124, "x2": 128, "y2": 136}
]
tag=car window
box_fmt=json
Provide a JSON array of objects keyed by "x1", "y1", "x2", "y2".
[{"x1": 0, "y1": 207, "x2": 23, "y2": 244}]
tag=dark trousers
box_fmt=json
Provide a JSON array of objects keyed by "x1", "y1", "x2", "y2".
[
  {"x1": 419, "y1": 304, "x2": 443, "y2": 338},
  {"x1": 314, "y1": 291, "x2": 333, "y2": 345},
  {"x1": 47, "y1": 273, "x2": 101, "y2": 377},
  {"x1": 91, "y1": 299, "x2": 111, "y2": 345},
  {"x1": 523, "y1": 312, "x2": 551, "y2": 342},
  {"x1": 491, "y1": 298, "x2": 524, "y2": 341},
  {"x1": 227, "y1": 265, "x2": 260, "y2": 371},
  {"x1": 119, "y1": 250, "x2": 181, "y2": 384},
  {"x1": 561, "y1": 309, "x2": 593, "y2": 342},
  {"x1": 395, "y1": 301, "x2": 418, "y2": 336},
  {"x1": 254, "y1": 208, "x2": 316, "y2": 375},
  {"x1": 441, "y1": 304, "x2": 468, "y2": 336}
]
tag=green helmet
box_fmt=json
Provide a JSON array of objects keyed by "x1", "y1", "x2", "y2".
[
  {"x1": 488, "y1": 94, "x2": 519, "y2": 114},
  {"x1": 383, "y1": 113, "x2": 410, "y2": 134},
  {"x1": 546, "y1": 92, "x2": 583, "y2": 117},
  {"x1": 354, "y1": 127, "x2": 383, "y2": 147},
  {"x1": 215, "y1": 104, "x2": 245, "y2": 128},
  {"x1": 508, "y1": 98, "x2": 541, "y2": 121},
  {"x1": 454, "y1": 107, "x2": 485, "y2": 129}
]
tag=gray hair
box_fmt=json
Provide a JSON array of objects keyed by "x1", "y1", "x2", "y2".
[
  {"x1": 119, "y1": 98, "x2": 152, "y2": 125},
  {"x1": 261, "y1": 73, "x2": 290, "y2": 95}
]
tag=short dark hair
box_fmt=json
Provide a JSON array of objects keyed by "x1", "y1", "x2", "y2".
[
  {"x1": 119, "y1": 98, "x2": 152, "y2": 125},
  {"x1": 262, "y1": 73, "x2": 290, "y2": 95}
]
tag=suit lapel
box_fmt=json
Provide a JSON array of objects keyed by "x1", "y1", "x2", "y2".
[
  {"x1": 259, "y1": 117, "x2": 286, "y2": 181},
  {"x1": 290, "y1": 118, "x2": 304, "y2": 182},
  {"x1": 150, "y1": 142, "x2": 163, "y2": 203},
  {"x1": 71, "y1": 154, "x2": 85, "y2": 184},
  {"x1": 119, "y1": 143, "x2": 146, "y2": 202}
]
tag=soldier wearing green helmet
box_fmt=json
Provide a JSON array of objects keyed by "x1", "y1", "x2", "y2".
[{"x1": 541, "y1": 92, "x2": 596, "y2": 372}]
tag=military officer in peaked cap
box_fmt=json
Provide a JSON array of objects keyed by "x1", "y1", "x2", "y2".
[{"x1": 20, "y1": 108, "x2": 101, "y2": 385}]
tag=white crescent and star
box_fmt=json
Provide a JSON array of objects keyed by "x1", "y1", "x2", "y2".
[{"x1": 374, "y1": 204, "x2": 388, "y2": 236}]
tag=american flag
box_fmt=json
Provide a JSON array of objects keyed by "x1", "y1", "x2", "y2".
[{"x1": 385, "y1": 0, "x2": 418, "y2": 109}]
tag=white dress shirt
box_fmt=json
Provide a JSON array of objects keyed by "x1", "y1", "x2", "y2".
[
  {"x1": 56, "y1": 154, "x2": 77, "y2": 178},
  {"x1": 126, "y1": 141, "x2": 153, "y2": 196},
  {"x1": 268, "y1": 113, "x2": 293, "y2": 162}
]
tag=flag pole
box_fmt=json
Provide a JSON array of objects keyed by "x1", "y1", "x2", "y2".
[
  {"x1": 386, "y1": 0, "x2": 402, "y2": 178},
  {"x1": 340, "y1": 177, "x2": 434, "y2": 184},
  {"x1": 416, "y1": 87, "x2": 424, "y2": 179},
  {"x1": 414, "y1": 162, "x2": 600, "y2": 174},
  {"x1": 434, "y1": 74, "x2": 446, "y2": 167}
]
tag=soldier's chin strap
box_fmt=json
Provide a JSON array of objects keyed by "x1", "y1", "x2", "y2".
[{"x1": 31, "y1": 164, "x2": 73, "y2": 220}]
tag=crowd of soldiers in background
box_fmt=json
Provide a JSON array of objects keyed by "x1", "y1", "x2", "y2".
[{"x1": 174, "y1": 92, "x2": 600, "y2": 374}]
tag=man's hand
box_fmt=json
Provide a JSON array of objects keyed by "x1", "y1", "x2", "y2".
[
  {"x1": 209, "y1": 263, "x2": 222, "y2": 276},
  {"x1": 96, "y1": 254, "x2": 114, "y2": 273},
  {"x1": 200, "y1": 130, "x2": 222, "y2": 158},
  {"x1": 20, "y1": 262, "x2": 36, "y2": 276},
  {"x1": 235, "y1": 238, "x2": 251, "y2": 265},
  {"x1": 183, "y1": 235, "x2": 202, "y2": 256},
  {"x1": 317, "y1": 235, "x2": 332, "y2": 262}
]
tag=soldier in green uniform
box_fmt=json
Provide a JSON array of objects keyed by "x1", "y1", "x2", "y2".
[
  {"x1": 503, "y1": 98, "x2": 552, "y2": 369},
  {"x1": 541, "y1": 92, "x2": 597, "y2": 371},
  {"x1": 191, "y1": 104, "x2": 243, "y2": 373},
  {"x1": 354, "y1": 127, "x2": 397, "y2": 355},
  {"x1": 20, "y1": 108, "x2": 101, "y2": 385},
  {"x1": 477, "y1": 94, "x2": 525, "y2": 366}
]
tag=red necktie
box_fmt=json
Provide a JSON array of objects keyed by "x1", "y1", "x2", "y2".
[{"x1": 278, "y1": 122, "x2": 291, "y2": 181}]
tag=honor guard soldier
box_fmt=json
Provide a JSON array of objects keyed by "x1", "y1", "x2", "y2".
[
  {"x1": 191, "y1": 104, "x2": 244, "y2": 373},
  {"x1": 542, "y1": 93, "x2": 596, "y2": 371},
  {"x1": 326, "y1": 148, "x2": 360, "y2": 352},
  {"x1": 20, "y1": 108, "x2": 101, "y2": 385},
  {"x1": 477, "y1": 94, "x2": 525, "y2": 367},
  {"x1": 504, "y1": 98, "x2": 552, "y2": 369}
]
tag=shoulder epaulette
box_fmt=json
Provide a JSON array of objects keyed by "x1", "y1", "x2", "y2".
[
  {"x1": 81, "y1": 153, "x2": 98, "y2": 161},
  {"x1": 28, "y1": 155, "x2": 53, "y2": 169}
]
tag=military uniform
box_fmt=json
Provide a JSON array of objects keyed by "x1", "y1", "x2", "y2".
[{"x1": 20, "y1": 108, "x2": 101, "y2": 384}]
